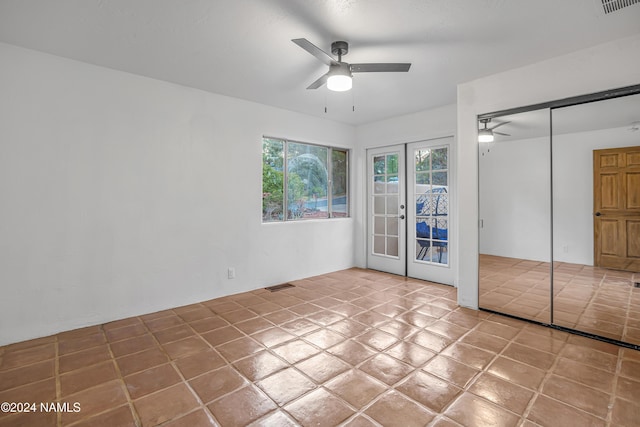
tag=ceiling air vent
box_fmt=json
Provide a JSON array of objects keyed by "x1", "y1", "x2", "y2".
[{"x1": 600, "y1": 0, "x2": 639, "y2": 14}]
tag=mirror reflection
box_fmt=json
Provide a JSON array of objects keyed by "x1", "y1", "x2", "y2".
[
  {"x1": 551, "y1": 93, "x2": 640, "y2": 344},
  {"x1": 478, "y1": 90, "x2": 640, "y2": 347},
  {"x1": 478, "y1": 109, "x2": 552, "y2": 324}
]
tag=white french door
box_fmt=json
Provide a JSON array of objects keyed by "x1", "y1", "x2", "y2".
[
  {"x1": 367, "y1": 145, "x2": 407, "y2": 276},
  {"x1": 407, "y1": 138, "x2": 454, "y2": 285},
  {"x1": 367, "y1": 137, "x2": 454, "y2": 285}
]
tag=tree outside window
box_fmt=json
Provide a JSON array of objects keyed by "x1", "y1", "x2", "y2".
[{"x1": 262, "y1": 137, "x2": 349, "y2": 222}]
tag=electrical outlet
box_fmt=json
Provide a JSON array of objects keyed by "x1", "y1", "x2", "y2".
[{"x1": 227, "y1": 268, "x2": 235, "y2": 279}]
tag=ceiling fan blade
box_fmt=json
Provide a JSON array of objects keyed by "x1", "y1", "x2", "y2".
[
  {"x1": 350, "y1": 63, "x2": 411, "y2": 73},
  {"x1": 306, "y1": 73, "x2": 329, "y2": 89},
  {"x1": 489, "y1": 121, "x2": 510, "y2": 130},
  {"x1": 493, "y1": 131, "x2": 511, "y2": 136},
  {"x1": 292, "y1": 38, "x2": 337, "y2": 66}
]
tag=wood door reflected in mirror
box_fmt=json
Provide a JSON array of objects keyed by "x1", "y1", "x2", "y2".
[
  {"x1": 551, "y1": 93, "x2": 640, "y2": 345},
  {"x1": 478, "y1": 108, "x2": 552, "y2": 323}
]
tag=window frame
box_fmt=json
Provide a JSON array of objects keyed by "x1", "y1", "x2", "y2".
[{"x1": 262, "y1": 136, "x2": 349, "y2": 222}]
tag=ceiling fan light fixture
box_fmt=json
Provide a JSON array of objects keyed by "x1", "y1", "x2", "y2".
[
  {"x1": 327, "y1": 75, "x2": 352, "y2": 91},
  {"x1": 478, "y1": 128, "x2": 494, "y2": 143},
  {"x1": 327, "y1": 63, "x2": 352, "y2": 92}
]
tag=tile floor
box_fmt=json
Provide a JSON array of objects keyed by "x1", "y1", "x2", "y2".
[
  {"x1": 1, "y1": 268, "x2": 640, "y2": 426},
  {"x1": 479, "y1": 254, "x2": 640, "y2": 345}
]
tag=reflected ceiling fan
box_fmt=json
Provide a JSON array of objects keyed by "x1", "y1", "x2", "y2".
[
  {"x1": 292, "y1": 38, "x2": 411, "y2": 92},
  {"x1": 478, "y1": 118, "x2": 510, "y2": 142}
]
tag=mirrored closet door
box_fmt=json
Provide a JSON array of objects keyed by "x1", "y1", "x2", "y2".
[
  {"x1": 551, "y1": 93, "x2": 640, "y2": 344},
  {"x1": 478, "y1": 108, "x2": 552, "y2": 324},
  {"x1": 478, "y1": 85, "x2": 640, "y2": 348}
]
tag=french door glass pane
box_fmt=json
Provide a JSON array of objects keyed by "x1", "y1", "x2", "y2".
[
  {"x1": 387, "y1": 196, "x2": 399, "y2": 215},
  {"x1": 387, "y1": 217, "x2": 399, "y2": 236},
  {"x1": 432, "y1": 148, "x2": 448, "y2": 170},
  {"x1": 415, "y1": 149, "x2": 430, "y2": 171},
  {"x1": 413, "y1": 146, "x2": 449, "y2": 265},
  {"x1": 374, "y1": 156, "x2": 385, "y2": 174},
  {"x1": 374, "y1": 236, "x2": 385, "y2": 254},
  {"x1": 387, "y1": 237, "x2": 399, "y2": 257},
  {"x1": 374, "y1": 217, "x2": 385, "y2": 234},
  {"x1": 374, "y1": 197, "x2": 385, "y2": 214},
  {"x1": 433, "y1": 171, "x2": 448, "y2": 186},
  {"x1": 416, "y1": 172, "x2": 430, "y2": 185},
  {"x1": 416, "y1": 239, "x2": 431, "y2": 261},
  {"x1": 386, "y1": 155, "x2": 398, "y2": 174}
]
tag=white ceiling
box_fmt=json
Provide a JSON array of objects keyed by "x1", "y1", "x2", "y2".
[{"x1": 1, "y1": 0, "x2": 639, "y2": 125}]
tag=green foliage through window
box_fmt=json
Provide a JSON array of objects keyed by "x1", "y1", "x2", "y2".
[{"x1": 262, "y1": 137, "x2": 349, "y2": 222}]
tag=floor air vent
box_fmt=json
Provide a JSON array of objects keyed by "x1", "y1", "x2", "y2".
[
  {"x1": 265, "y1": 283, "x2": 295, "y2": 292},
  {"x1": 600, "y1": 0, "x2": 639, "y2": 14}
]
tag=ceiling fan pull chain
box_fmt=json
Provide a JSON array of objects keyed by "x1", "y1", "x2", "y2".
[{"x1": 352, "y1": 89, "x2": 355, "y2": 112}]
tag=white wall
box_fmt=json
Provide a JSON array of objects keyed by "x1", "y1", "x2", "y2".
[
  {"x1": 479, "y1": 136, "x2": 551, "y2": 262},
  {"x1": 354, "y1": 105, "x2": 457, "y2": 270},
  {"x1": 0, "y1": 42, "x2": 356, "y2": 345},
  {"x1": 458, "y1": 34, "x2": 640, "y2": 309}
]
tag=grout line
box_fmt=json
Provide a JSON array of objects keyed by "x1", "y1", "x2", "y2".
[
  {"x1": 605, "y1": 347, "x2": 624, "y2": 427},
  {"x1": 149, "y1": 311, "x2": 229, "y2": 426},
  {"x1": 105, "y1": 321, "x2": 142, "y2": 427},
  {"x1": 445, "y1": 317, "x2": 526, "y2": 421},
  {"x1": 56, "y1": 325, "x2": 142, "y2": 426},
  {"x1": 518, "y1": 331, "x2": 567, "y2": 424}
]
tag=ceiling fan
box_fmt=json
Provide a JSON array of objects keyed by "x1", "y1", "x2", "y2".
[
  {"x1": 292, "y1": 38, "x2": 411, "y2": 92},
  {"x1": 478, "y1": 118, "x2": 510, "y2": 142}
]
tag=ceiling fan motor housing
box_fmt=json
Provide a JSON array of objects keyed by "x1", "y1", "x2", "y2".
[{"x1": 331, "y1": 41, "x2": 349, "y2": 59}]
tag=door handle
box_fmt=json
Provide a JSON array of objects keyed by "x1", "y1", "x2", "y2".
[
  {"x1": 399, "y1": 215, "x2": 405, "y2": 220},
  {"x1": 595, "y1": 212, "x2": 601, "y2": 217}
]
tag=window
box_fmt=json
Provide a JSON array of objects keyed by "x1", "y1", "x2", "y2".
[{"x1": 262, "y1": 137, "x2": 349, "y2": 222}]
